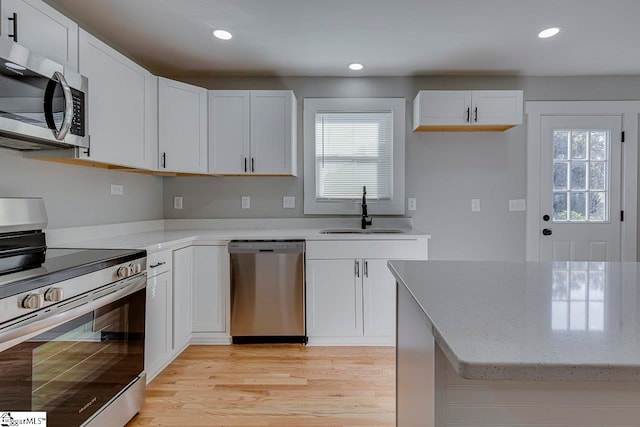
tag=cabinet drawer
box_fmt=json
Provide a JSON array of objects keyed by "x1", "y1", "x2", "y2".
[
  {"x1": 306, "y1": 238, "x2": 428, "y2": 260},
  {"x1": 147, "y1": 250, "x2": 172, "y2": 276}
]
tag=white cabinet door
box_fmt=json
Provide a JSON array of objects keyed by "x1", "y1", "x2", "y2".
[
  {"x1": 208, "y1": 91, "x2": 250, "y2": 174},
  {"x1": 208, "y1": 90, "x2": 297, "y2": 176},
  {"x1": 250, "y1": 91, "x2": 296, "y2": 175},
  {"x1": 471, "y1": 90, "x2": 523, "y2": 126},
  {"x1": 158, "y1": 77, "x2": 208, "y2": 174},
  {"x1": 306, "y1": 259, "x2": 362, "y2": 337},
  {"x1": 192, "y1": 246, "x2": 227, "y2": 333},
  {"x1": 145, "y1": 270, "x2": 171, "y2": 382},
  {"x1": 1, "y1": 0, "x2": 78, "y2": 71},
  {"x1": 172, "y1": 246, "x2": 193, "y2": 351},
  {"x1": 413, "y1": 90, "x2": 471, "y2": 130},
  {"x1": 78, "y1": 29, "x2": 156, "y2": 169},
  {"x1": 362, "y1": 259, "x2": 396, "y2": 337}
]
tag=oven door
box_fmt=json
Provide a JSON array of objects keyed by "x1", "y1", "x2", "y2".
[{"x1": 0, "y1": 275, "x2": 145, "y2": 427}]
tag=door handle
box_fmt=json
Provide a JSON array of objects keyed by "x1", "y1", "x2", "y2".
[
  {"x1": 251, "y1": 157, "x2": 255, "y2": 173},
  {"x1": 355, "y1": 260, "x2": 360, "y2": 278},
  {"x1": 364, "y1": 261, "x2": 368, "y2": 278},
  {"x1": 543, "y1": 214, "x2": 550, "y2": 222},
  {"x1": 542, "y1": 228, "x2": 552, "y2": 236},
  {"x1": 466, "y1": 107, "x2": 470, "y2": 123},
  {"x1": 161, "y1": 152, "x2": 166, "y2": 168},
  {"x1": 8, "y1": 13, "x2": 17, "y2": 42},
  {"x1": 474, "y1": 106, "x2": 478, "y2": 122},
  {"x1": 44, "y1": 72, "x2": 74, "y2": 141},
  {"x1": 244, "y1": 157, "x2": 247, "y2": 173}
]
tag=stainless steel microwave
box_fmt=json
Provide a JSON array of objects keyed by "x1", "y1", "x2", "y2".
[{"x1": 0, "y1": 38, "x2": 88, "y2": 151}]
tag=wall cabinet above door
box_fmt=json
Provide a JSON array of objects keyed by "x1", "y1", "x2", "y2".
[
  {"x1": 209, "y1": 90, "x2": 297, "y2": 176},
  {"x1": 413, "y1": 90, "x2": 523, "y2": 132},
  {"x1": 158, "y1": 77, "x2": 208, "y2": 174},
  {"x1": 1, "y1": 0, "x2": 78, "y2": 71}
]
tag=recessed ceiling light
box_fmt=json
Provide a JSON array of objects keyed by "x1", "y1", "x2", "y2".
[
  {"x1": 5, "y1": 62, "x2": 25, "y2": 70},
  {"x1": 213, "y1": 29, "x2": 233, "y2": 40},
  {"x1": 349, "y1": 63, "x2": 364, "y2": 71},
  {"x1": 538, "y1": 27, "x2": 560, "y2": 39}
]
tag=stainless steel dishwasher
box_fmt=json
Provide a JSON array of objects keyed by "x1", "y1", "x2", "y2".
[{"x1": 228, "y1": 240, "x2": 306, "y2": 343}]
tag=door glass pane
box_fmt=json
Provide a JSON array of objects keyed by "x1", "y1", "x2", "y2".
[
  {"x1": 590, "y1": 131, "x2": 607, "y2": 160},
  {"x1": 553, "y1": 163, "x2": 568, "y2": 190},
  {"x1": 571, "y1": 131, "x2": 588, "y2": 159},
  {"x1": 570, "y1": 162, "x2": 587, "y2": 190},
  {"x1": 589, "y1": 192, "x2": 606, "y2": 221},
  {"x1": 589, "y1": 162, "x2": 606, "y2": 190},
  {"x1": 551, "y1": 129, "x2": 610, "y2": 222},
  {"x1": 553, "y1": 131, "x2": 569, "y2": 160},
  {"x1": 553, "y1": 192, "x2": 568, "y2": 220},
  {"x1": 570, "y1": 192, "x2": 586, "y2": 221}
]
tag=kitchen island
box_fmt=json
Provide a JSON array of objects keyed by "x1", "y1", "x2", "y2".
[{"x1": 388, "y1": 260, "x2": 640, "y2": 427}]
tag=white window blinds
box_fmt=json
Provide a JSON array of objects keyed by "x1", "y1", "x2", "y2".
[{"x1": 315, "y1": 112, "x2": 393, "y2": 200}]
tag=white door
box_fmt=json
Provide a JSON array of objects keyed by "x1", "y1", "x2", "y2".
[
  {"x1": 208, "y1": 91, "x2": 250, "y2": 174},
  {"x1": 250, "y1": 91, "x2": 294, "y2": 175},
  {"x1": 306, "y1": 259, "x2": 363, "y2": 337},
  {"x1": 362, "y1": 259, "x2": 396, "y2": 337},
  {"x1": 192, "y1": 246, "x2": 226, "y2": 333},
  {"x1": 539, "y1": 115, "x2": 622, "y2": 261},
  {"x1": 172, "y1": 247, "x2": 193, "y2": 350}
]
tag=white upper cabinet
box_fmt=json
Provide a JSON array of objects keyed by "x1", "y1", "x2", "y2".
[
  {"x1": 158, "y1": 77, "x2": 208, "y2": 174},
  {"x1": 413, "y1": 90, "x2": 523, "y2": 132},
  {"x1": 1, "y1": 0, "x2": 78, "y2": 71},
  {"x1": 209, "y1": 90, "x2": 297, "y2": 176},
  {"x1": 78, "y1": 29, "x2": 156, "y2": 169}
]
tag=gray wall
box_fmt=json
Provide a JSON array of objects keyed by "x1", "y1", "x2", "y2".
[
  {"x1": 0, "y1": 148, "x2": 163, "y2": 229},
  {"x1": 164, "y1": 75, "x2": 640, "y2": 261}
]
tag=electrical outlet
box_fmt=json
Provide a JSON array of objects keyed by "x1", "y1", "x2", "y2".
[
  {"x1": 241, "y1": 196, "x2": 251, "y2": 209},
  {"x1": 174, "y1": 196, "x2": 183, "y2": 209},
  {"x1": 110, "y1": 184, "x2": 124, "y2": 196},
  {"x1": 408, "y1": 198, "x2": 417, "y2": 211},
  {"x1": 471, "y1": 199, "x2": 481, "y2": 212},
  {"x1": 283, "y1": 196, "x2": 295, "y2": 209},
  {"x1": 509, "y1": 199, "x2": 526, "y2": 211}
]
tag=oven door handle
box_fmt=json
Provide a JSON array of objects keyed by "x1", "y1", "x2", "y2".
[{"x1": 0, "y1": 275, "x2": 146, "y2": 352}]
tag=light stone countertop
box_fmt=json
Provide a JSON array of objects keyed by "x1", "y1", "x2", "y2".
[
  {"x1": 47, "y1": 218, "x2": 429, "y2": 252},
  {"x1": 388, "y1": 260, "x2": 640, "y2": 381}
]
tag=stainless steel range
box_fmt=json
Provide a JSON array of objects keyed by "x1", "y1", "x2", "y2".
[{"x1": 0, "y1": 198, "x2": 146, "y2": 427}]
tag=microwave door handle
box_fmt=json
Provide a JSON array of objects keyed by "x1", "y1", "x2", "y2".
[{"x1": 44, "y1": 71, "x2": 74, "y2": 141}]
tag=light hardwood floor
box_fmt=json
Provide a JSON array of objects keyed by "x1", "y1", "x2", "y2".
[{"x1": 127, "y1": 345, "x2": 395, "y2": 427}]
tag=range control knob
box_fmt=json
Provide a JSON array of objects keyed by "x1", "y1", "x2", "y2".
[
  {"x1": 117, "y1": 266, "x2": 132, "y2": 278},
  {"x1": 22, "y1": 293, "x2": 44, "y2": 309},
  {"x1": 133, "y1": 263, "x2": 142, "y2": 274},
  {"x1": 44, "y1": 287, "x2": 64, "y2": 302}
]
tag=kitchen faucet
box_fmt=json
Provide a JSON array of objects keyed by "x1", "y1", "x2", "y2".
[{"x1": 361, "y1": 186, "x2": 372, "y2": 229}]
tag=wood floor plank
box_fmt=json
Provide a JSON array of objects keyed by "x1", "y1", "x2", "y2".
[{"x1": 127, "y1": 345, "x2": 395, "y2": 427}]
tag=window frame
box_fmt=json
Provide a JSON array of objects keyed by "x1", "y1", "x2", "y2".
[{"x1": 303, "y1": 98, "x2": 406, "y2": 215}]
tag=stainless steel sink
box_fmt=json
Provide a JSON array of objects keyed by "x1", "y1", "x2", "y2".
[{"x1": 319, "y1": 228, "x2": 406, "y2": 234}]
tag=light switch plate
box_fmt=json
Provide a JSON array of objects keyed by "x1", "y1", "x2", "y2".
[
  {"x1": 110, "y1": 184, "x2": 124, "y2": 196},
  {"x1": 509, "y1": 199, "x2": 526, "y2": 211},
  {"x1": 471, "y1": 199, "x2": 481, "y2": 212},
  {"x1": 174, "y1": 196, "x2": 183, "y2": 209},
  {"x1": 408, "y1": 198, "x2": 417, "y2": 211},
  {"x1": 283, "y1": 196, "x2": 295, "y2": 209},
  {"x1": 242, "y1": 196, "x2": 251, "y2": 209}
]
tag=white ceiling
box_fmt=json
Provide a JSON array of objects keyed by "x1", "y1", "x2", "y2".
[{"x1": 47, "y1": 0, "x2": 640, "y2": 77}]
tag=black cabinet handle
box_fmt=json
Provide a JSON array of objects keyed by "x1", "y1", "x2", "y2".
[
  {"x1": 543, "y1": 214, "x2": 550, "y2": 222},
  {"x1": 244, "y1": 157, "x2": 247, "y2": 172},
  {"x1": 466, "y1": 107, "x2": 470, "y2": 123},
  {"x1": 8, "y1": 13, "x2": 17, "y2": 42},
  {"x1": 474, "y1": 106, "x2": 478, "y2": 122},
  {"x1": 251, "y1": 157, "x2": 255, "y2": 173},
  {"x1": 364, "y1": 261, "x2": 368, "y2": 278},
  {"x1": 149, "y1": 261, "x2": 166, "y2": 268},
  {"x1": 161, "y1": 152, "x2": 166, "y2": 168},
  {"x1": 542, "y1": 228, "x2": 552, "y2": 236},
  {"x1": 355, "y1": 260, "x2": 360, "y2": 278}
]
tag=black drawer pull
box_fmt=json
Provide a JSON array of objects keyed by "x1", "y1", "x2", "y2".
[{"x1": 149, "y1": 261, "x2": 166, "y2": 268}]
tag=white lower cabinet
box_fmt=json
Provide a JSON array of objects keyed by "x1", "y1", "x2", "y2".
[
  {"x1": 172, "y1": 246, "x2": 193, "y2": 352},
  {"x1": 191, "y1": 245, "x2": 229, "y2": 343},
  {"x1": 305, "y1": 238, "x2": 429, "y2": 345}
]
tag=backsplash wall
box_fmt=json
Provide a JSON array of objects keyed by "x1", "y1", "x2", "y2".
[
  {"x1": 0, "y1": 148, "x2": 163, "y2": 229},
  {"x1": 164, "y1": 75, "x2": 640, "y2": 261}
]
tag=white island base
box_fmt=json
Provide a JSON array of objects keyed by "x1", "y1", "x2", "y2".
[{"x1": 397, "y1": 283, "x2": 640, "y2": 427}]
